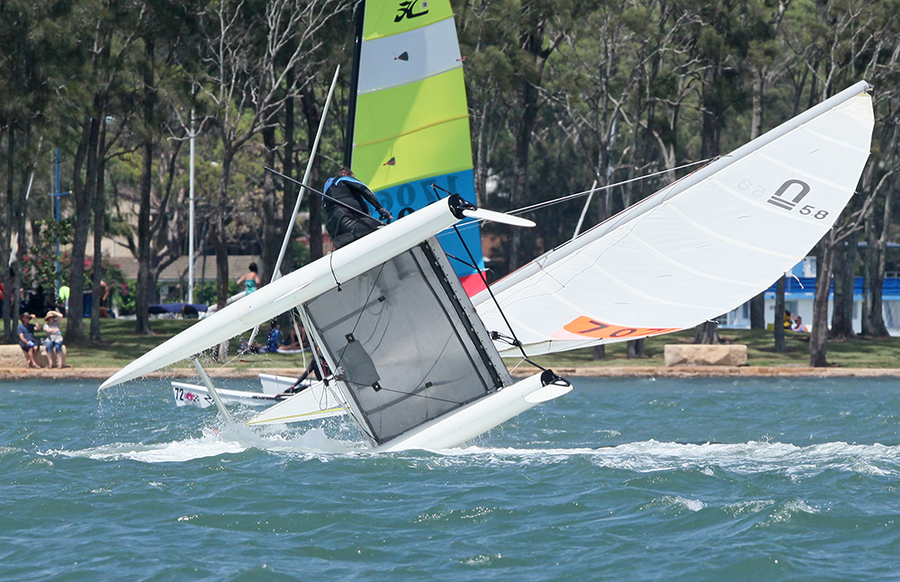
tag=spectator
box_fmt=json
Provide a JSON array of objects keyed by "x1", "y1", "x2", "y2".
[
  {"x1": 237, "y1": 263, "x2": 261, "y2": 295},
  {"x1": 17, "y1": 313, "x2": 41, "y2": 369},
  {"x1": 266, "y1": 321, "x2": 281, "y2": 353},
  {"x1": 43, "y1": 310, "x2": 67, "y2": 368}
]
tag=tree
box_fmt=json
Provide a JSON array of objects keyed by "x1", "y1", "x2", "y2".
[{"x1": 196, "y1": 0, "x2": 341, "y2": 317}]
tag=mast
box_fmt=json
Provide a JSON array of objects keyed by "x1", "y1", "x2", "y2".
[{"x1": 343, "y1": 0, "x2": 365, "y2": 168}]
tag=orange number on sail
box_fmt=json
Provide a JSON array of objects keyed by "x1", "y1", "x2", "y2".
[{"x1": 562, "y1": 316, "x2": 679, "y2": 339}]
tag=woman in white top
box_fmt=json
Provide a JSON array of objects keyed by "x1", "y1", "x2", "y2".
[{"x1": 43, "y1": 310, "x2": 67, "y2": 368}]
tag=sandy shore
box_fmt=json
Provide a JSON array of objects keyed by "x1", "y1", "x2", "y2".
[{"x1": 2, "y1": 365, "x2": 900, "y2": 381}]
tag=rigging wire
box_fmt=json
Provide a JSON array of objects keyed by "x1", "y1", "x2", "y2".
[
  {"x1": 431, "y1": 183, "x2": 545, "y2": 371},
  {"x1": 493, "y1": 157, "x2": 717, "y2": 219}
]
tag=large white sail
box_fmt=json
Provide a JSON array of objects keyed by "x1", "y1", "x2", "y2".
[{"x1": 474, "y1": 81, "x2": 875, "y2": 357}]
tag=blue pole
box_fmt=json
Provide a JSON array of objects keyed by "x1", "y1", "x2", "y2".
[{"x1": 55, "y1": 148, "x2": 61, "y2": 294}]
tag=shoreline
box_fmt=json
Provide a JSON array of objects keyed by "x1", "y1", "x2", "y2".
[{"x1": 2, "y1": 365, "x2": 900, "y2": 381}]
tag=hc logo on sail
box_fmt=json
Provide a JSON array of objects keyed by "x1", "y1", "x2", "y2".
[{"x1": 767, "y1": 179, "x2": 810, "y2": 210}]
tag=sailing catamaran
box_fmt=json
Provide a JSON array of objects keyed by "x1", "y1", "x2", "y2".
[{"x1": 101, "y1": 0, "x2": 874, "y2": 452}]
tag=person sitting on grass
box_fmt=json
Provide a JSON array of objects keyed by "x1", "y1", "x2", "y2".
[
  {"x1": 17, "y1": 312, "x2": 42, "y2": 369},
  {"x1": 43, "y1": 310, "x2": 67, "y2": 368},
  {"x1": 266, "y1": 321, "x2": 281, "y2": 353}
]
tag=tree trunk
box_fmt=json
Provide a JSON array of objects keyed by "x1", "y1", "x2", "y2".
[
  {"x1": 861, "y1": 203, "x2": 874, "y2": 335},
  {"x1": 135, "y1": 39, "x2": 156, "y2": 335},
  {"x1": 261, "y1": 125, "x2": 279, "y2": 281},
  {"x1": 869, "y1": 240, "x2": 889, "y2": 337},
  {"x1": 694, "y1": 321, "x2": 720, "y2": 344},
  {"x1": 214, "y1": 145, "x2": 234, "y2": 309},
  {"x1": 749, "y1": 292, "x2": 766, "y2": 329},
  {"x1": 809, "y1": 237, "x2": 835, "y2": 367},
  {"x1": 508, "y1": 22, "x2": 551, "y2": 271},
  {"x1": 774, "y1": 275, "x2": 786, "y2": 352},
  {"x1": 627, "y1": 338, "x2": 645, "y2": 358},
  {"x1": 300, "y1": 86, "x2": 323, "y2": 261},
  {"x1": 592, "y1": 345, "x2": 605, "y2": 360},
  {"x1": 66, "y1": 114, "x2": 100, "y2": 343},
  {"x1": 869, "y1": 185, "x2": 894, "y2": 337},
  {"x1": 281, "y1": 78, "x2": 297, "y2": 272},
  {"x1": 90, "y1": 110, "x2": 107, "y2": 341},
  {"x1": 135, "y1": 134, "x2": 154, "y2": 335},
  {"x1": 2, "y1": 120, "x2": 15, "y2": 342},
  {"x1": 829, "y1": 232, "x2": 857, "y2": 339}
]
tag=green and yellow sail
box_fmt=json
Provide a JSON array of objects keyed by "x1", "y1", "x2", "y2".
[{"x1": 349, "y1": 0, "x2": 485, "y2": 294}]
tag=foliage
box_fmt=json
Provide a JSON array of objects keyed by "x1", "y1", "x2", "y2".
[
  {"x1": 21, "y1": 220, "x2": 74, "y2": 292},
  {"x1": 4, "y1": 0, "x2": 900, "y2": 354}
]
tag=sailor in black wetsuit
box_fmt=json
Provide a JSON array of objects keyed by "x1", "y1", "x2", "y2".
[{"x1": 323, "y1": 167, "x2": 393, "y2": 249}]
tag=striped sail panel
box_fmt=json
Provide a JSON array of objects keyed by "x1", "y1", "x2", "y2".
[
  {"x1": 353, "y1": 0, "x2": 483, "y2": 291},
  {"x1": 355, "y1": 68, "x2": 467, "y2": 148},
  {"x1": 473, "y1": 84, "x2": 874, "y2": 357},
  {"x1": 358, "y1": 18, "x2": 461, "y2": 94},
  {"x1": 353, "y1": 116, "x2": 472, "y2": 190},
  {"x1": 363, "y1": 0, "x2": 454, "y2": 40}
]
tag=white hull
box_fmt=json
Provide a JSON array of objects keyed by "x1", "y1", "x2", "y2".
[
  {"x1": 172, "y1": 374, "x2": 343, "y2": 424},
  {"x1": 374, "y1": 370, "x2": 572, "y2": 451},
  {"x1": 171, "y1": 381, "x2": 282, "y2": 408},
  {"x1": 246, "y1": 381, "x2": 345, "y2": 425},
  {"x1": 257, "y1": 373, "x2": 298, "y2": 395}
]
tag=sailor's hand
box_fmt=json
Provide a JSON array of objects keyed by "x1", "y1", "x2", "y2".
[{"x1": 379, "y1": 208, "x2": 393, "y2": 223}]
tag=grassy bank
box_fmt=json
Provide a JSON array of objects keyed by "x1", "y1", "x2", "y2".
[{"x1": 38, "y1": 318, "x2": 900, "y2": 371}]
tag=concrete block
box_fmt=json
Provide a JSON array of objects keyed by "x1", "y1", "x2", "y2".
[
  {"x1": 0, "y1": 344, "x2": 67, "y2": 368},
  {"x1": 664, "y1": 344, "x2": 748, "y2": 367}
]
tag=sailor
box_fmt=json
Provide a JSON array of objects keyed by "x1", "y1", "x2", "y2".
[
  {"x1": 281, "y1": 356, "x2": 330, "y2": 396},
  {"x1": 323, "y1": 167, "x2": 392, "y2": 249}
]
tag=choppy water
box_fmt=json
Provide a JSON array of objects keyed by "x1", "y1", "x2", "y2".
[{"x1": 2, "y1": 376, "x2": 900, "y2": 581}]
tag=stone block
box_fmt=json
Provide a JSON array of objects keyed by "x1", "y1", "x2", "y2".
[
  {"x1": 0, "y1": 344, "x2": 67, "y2": 368},
  {"x1": 664, "y1": 344, "x2": 747, "y2": 367}
]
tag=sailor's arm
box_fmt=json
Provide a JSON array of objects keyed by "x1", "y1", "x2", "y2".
[{"x1": 350, "y1": 182, "x2": 393, "y2": 223}]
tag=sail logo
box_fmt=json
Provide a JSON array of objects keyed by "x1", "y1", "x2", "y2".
[
  {"x1": 395, "y1": 0, "x2": 429, "y2": 22},
  {"x1": 767, "y1": 179, "x2": 810, "y2": 211}
]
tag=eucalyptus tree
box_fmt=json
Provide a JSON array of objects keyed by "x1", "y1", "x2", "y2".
[
  {"x1": 458, "y1": 0, "x2": 572, "y2": 270},
  {"x1": 456, "y1": 0, "x2": 525, "y2": 275},
  {"x1": 50, "y1": 0, "x2": 152, "y2": 343},
  {"x1": 128, "y1": 0, "x2": 206, "y2": 336},
  {"x1": 194, "y1": 0, "x2": 341, "y2": 318},
  {"x1": 854, "y1": 1, "x2": 900, "y2": 339},
  {"x1": 784, "y1": 0, "x2": 900, "y2": 365},
  {"x1": 0, "y1": 0, "x2": 61, "y2": 341}
]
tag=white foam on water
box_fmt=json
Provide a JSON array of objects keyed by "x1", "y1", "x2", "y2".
[
  {"x1": 418, "y1": 439, "x2": 900, "y2": 477},
  {"x1": 49, "y1": 423, "x2": 364, "y2": 463},
  {"x1": 51, "y1": 432, "x2": 247, "y2": 463}
]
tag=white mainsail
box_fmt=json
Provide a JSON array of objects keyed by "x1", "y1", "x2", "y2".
[{"x1": 474, "y1": 81, "x2": 875, "y2": 357}]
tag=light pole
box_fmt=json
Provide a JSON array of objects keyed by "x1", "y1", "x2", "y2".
[{"x1": 50, "y1": 149, "x2": 71, "y2": 294}]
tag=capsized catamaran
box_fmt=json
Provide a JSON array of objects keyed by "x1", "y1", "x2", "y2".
[
  {"x1": 101, "y1": 196, "x2": 573, "y2": 451},
  {"x1": 475, "y1": 80, "x2": 875, "y2": 358}
]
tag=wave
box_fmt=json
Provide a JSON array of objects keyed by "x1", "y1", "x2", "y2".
[
  {"x1": 48, "y1": 426, "x2": 361, "y2": 463},
  {"x1": 42, "y1": 427, "x2": 900, "y2": 478},
  {"x1": 435, "y1": 439, "x2": 900, "y2": 477}
]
